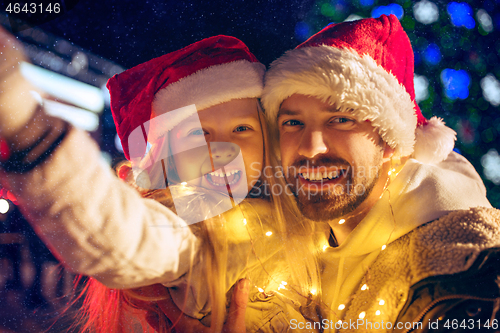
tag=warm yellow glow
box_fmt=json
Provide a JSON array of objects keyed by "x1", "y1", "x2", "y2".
[
  {"x1": 181, "y1": 182, "x2": 187, "y2": 185},
  {"x1": 338, "y1": 219, "x2": 345, "y2": 224},
  {"x1": 359, "y1": 312, "x2": 366, "y2": 319},
  {"x1": 323, "y1": 244, "x2": 329, "y2": 251},
  {"x1": 337, "y1": 320, "x2": 342, "y2": 325},
  {"x1": 361, "y1": 284, "x2": 368, "y2": 291},
  {"x1": 381, "y1": 244, "x2": 387, "y2": 251},
  {"x1": 281, "y1": 281, "x2": 287, "y2": 286},
  {"x1": 338, "y1": 304, "x2": 345, "y2": 310},
  {"x1": 243, "y1": 218, "x2": 247, "y2": 225},
  {"x1": 265, "y1": 231, "x2": 272, "y2": 236},
  {"x1": 258, "y1": 287, "x2": 264, "y2": 293},
  {"x1": 310, "y1": 288, "x2": 317, "y2": 295},
  {"x1": 379, "y1": 299, "x2": 385, "y2": 305},
  {"x1": 376, "y1": 310, "x2": 381, "y2": 316}
]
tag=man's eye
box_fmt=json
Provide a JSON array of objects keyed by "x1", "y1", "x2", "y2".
[
  {"x1": 331, "y1": 117, "x2": 354, "y2": 124},
  {"x1": 283, "y1": 119, "x2": 303, "y2": 126},
  {"x1": 234, "y1": 125, "x2": 250, "y2": 132}
]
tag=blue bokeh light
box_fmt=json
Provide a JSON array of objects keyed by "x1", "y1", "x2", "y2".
[
  {"x1": 440, "y1": 69, "x2": 471, "y2": 100},
  {"x1": 424, "y1": 43, "x2": 441, "y2": 65},
  {"x1": 295, "y1": 21, "x2": 312, "y2": 42},
  {"x1": 414, "y1": 50, "x2": 422, "y2": 66},
  {"x1": 360, "y1": 0, "x2": 374, "y2": 7},
  {"x1": 371, "y1": 4, "x2": 404, "y2": 20},
  {"x1": 447, "y1": 2, "x2": 476, "y2": 29}
]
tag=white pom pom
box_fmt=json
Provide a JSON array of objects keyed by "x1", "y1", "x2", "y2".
[{"x1": 413, "y1": 117, "x2": 456, "y2": 164}]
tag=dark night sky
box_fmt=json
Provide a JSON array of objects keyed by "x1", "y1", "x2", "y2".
[{"x1": 35, "y1": 0, "x2": 316, "y2": 69}]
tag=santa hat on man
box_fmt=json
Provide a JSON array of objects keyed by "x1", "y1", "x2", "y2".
[
  {"x1": 107, "y1": 35, "x2": 265, "y2": 161},
  {"x1": 262, "y1": 14, "x2": 456, "y2": 164}
]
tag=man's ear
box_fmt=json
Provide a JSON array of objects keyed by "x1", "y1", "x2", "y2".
[{"x1": 382, "y1": 143, "x2": 395, "y2": 163}]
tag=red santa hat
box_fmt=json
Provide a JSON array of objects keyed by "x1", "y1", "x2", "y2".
[
  {"x1": 262, "y1": 14, "x2": 456, "y2": 164},
  {"x1": 107, "y1": 35, "x2": 265, "y2": 160}
]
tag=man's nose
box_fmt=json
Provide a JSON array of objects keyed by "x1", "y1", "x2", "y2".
[{"x1": 297, "y1": 130, "x2": 328, "y2": 158}]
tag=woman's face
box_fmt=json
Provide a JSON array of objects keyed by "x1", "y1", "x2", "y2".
[{"x1": 169, "y1": 98, "x2": 264, "y2": 199}]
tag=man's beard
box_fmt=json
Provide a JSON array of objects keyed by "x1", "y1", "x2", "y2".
[{"x1": 286, "y1": 156, "x2": 382, "y2": 222}]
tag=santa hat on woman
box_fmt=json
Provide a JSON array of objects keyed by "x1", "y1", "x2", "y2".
[
  {"x1": 107, "y1": 35, "x2": 265, "y2": 161},
  {"x1": 262, "y1": 14, "x2": 456, "y2": 164}
]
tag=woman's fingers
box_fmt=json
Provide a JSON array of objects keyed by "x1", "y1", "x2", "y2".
[{"x1": 223, "y1": 278, "x2": 250, "y2": 333}]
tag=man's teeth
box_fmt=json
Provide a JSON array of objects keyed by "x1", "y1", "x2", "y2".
[{"x1": 301, "y1": 170, "x2": 340, "y2": 181}]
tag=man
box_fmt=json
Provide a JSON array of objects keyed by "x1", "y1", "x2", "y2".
[{"x1": 260, "y1": 14, "x2": 500, "y2": 332}]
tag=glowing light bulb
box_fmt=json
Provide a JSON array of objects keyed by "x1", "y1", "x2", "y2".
[
  {"x1": 243, "y1": 218, "x2": 247, "y2": 225},
  {"x1": 323, "y1": 244, "x2": 328, "y2": 251},
  {"x1": 258, "y1": 287, "x2": 264, "y2": 293},
  {"x1": 381, "y1": 245, "x2": 387, "y2": 251},
  {"x1": 359, "y1": 311, "x2": 366, "y2": 319},
  {"x1": 281, "y1": 281, "x2": 287, "y2": 286},
  {"x1": 0, "y1": 199, "x2": 9, "y2": 214},
  {"x1": 338, "y1": 304, "x2": 345, "y2": 310},
  {"x1": 361, "y1": 284, "x2": 368, "y2": 291},
  {"x1": 310, "y1": 288, "x2": 317, "y2": 295},
  {"x1": 265, "y1": 231, "x2": 272, "y2": 236},
  {"x1": 388, "y1": 170, "x2": 392, "y2": 176},
  {"x1": 379, "y1": 300, "x2": 385, "y2": 305},
  {"x1": 181, "y1": 182, "x2": 187, "y2": 185},
  {"x1": 338, "y1": 219, "x2": 345, "y2": 224},
  {"x1": 376, "y1": 310, "x2": 381, "y2": 316}
]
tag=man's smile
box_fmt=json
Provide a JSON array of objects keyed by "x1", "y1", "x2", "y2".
[{"x1": 295, "y1": 168, "x2": 348, "y2": 191}]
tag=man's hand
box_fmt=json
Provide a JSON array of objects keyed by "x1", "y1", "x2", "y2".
[{"x1": 145, "y1": 279, "x2": 250, "y2": 333}]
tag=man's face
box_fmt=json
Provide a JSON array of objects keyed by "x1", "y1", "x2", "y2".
[{"x1": 278, "y1": 94, "x2": 388, "y2": 222}]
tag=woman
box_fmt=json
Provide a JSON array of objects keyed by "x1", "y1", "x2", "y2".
[{"x1": 0, "y1": 32, "x2": 322, "y2": 332}]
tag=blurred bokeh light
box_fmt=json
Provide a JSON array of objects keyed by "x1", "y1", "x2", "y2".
[
  {"x1": 414, "y1": 0, "x2": 439, "y2": 24},
  {"x1": 447, "y1": 2, "x2": 476, "y2": 29}
]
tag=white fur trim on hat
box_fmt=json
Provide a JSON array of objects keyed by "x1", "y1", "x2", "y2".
[
  {"x1": 152, "y1": 60, "x2": 265, "y2": 119},
  {"x1": 262, "y1": 46, "x2": 417, "y2": 158},
  {"x1": 414, "y1": 117, "x2": 457, "y2": 164}
]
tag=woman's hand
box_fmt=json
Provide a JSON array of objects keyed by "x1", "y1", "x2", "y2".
[
  {"x1": 0, "y1": 26, "x2": 43, "y2": 142},
  {"x1": 145, "y1": 279, "x2": 250, "y2": 333}
]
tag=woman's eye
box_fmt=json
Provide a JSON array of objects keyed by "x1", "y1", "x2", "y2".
[
  {"x1": 234, "y1": 125, "x2": 251, "y2": 132},
  {"x1": 282, "y1": 119, "x2": 303, "y2": 126},
  {"x1": 188, "y1": 128, "x2": 206, "y2": 136}
]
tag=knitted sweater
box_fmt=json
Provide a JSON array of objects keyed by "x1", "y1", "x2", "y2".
[
  {"x1": 340, "y1": 207, "x2": 500, "y2": 332},
  {"x1": 317, "y1": 152, "x2": 496, "y2": 332}
]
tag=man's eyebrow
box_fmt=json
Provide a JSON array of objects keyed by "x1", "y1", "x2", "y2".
[
  {"x1": 277, "y1": 106, "x2": 340, "y2": 118},
  {"x1": 277, "y1": 109, "x2": 300, "y2": 118}
]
